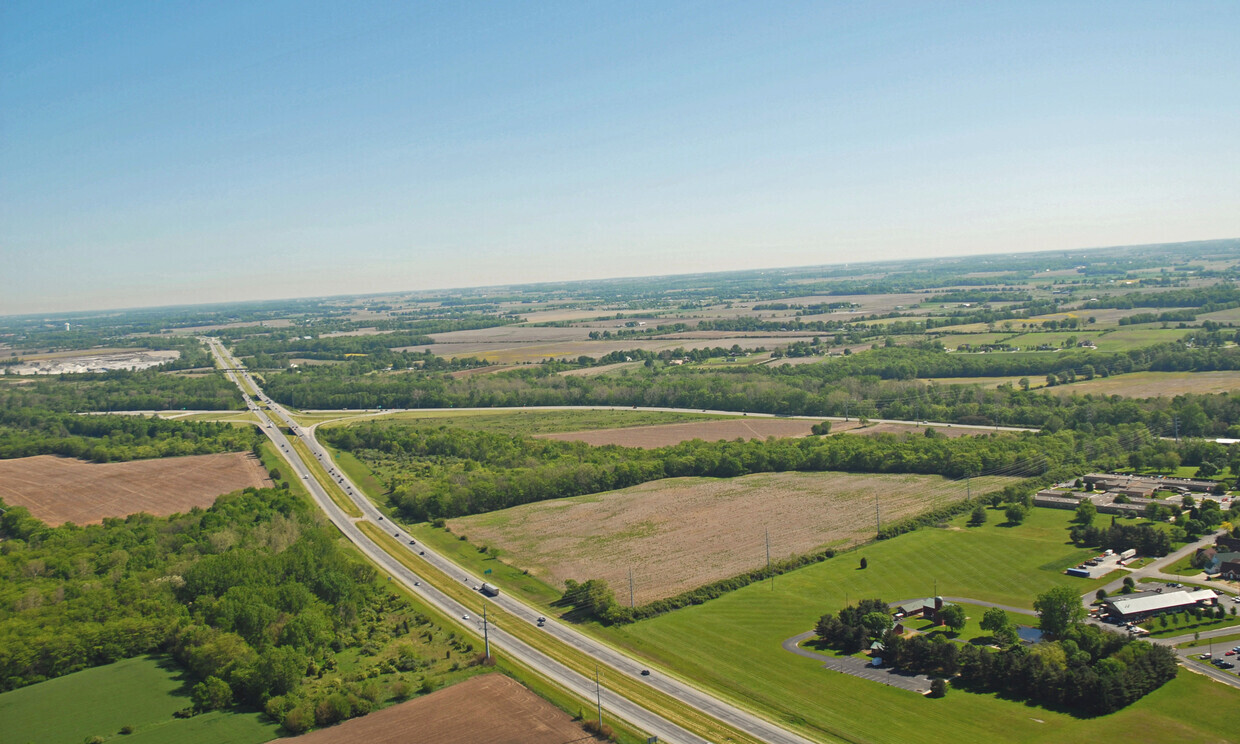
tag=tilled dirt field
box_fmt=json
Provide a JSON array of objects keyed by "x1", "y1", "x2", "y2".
[
  {"x1": 451, "y1": 471, "x2": 1016, "y2": 604},
  {"x1": 277, "y1": 674, "x2": 592, "y2": 744},
  {"x1": 0, "y1": 452, "x2": 272, "y2": 526}
]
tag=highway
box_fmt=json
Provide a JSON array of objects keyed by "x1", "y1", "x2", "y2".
[{"x1": 205, "y1": 339, "x2": 819, "y2": 744}]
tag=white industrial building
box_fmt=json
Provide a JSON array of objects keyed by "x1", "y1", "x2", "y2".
[{"x1": 1103, "y1": 588, "x2": 1217, "y2": 622}]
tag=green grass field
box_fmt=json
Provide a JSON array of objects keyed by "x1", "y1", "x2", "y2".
[
  {"x1": 593, "y1": 507, "x2": 1238, "y2": 744},
  {"x1": 316, "y1": 408, "x2": 722, "y2": 436},
  {"x1": 1044, "y1": 370, "x2": 1240, "y2": 399},
  {"x1": 1091, "y1": 327, "x2": 1191, "y2": 351},
  {"x1": 929, "y1": 332, "x2": 1020, "y2": 349},
  {"x1": 0, "y1": 656, "x2": 279, "y2": 744}
]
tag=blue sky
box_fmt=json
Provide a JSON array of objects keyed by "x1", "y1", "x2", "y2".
[{"x1": 2, "y1": 2, "x2": 1238, "y2": 314}]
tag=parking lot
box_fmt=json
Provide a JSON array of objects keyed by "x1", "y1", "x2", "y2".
[
  {"x1": 1191, "y1": 647, "x2": 1240, "y2": 677},
  {"x1": 1068, "y1": 552, "x2": 1124, "y2": 578}
]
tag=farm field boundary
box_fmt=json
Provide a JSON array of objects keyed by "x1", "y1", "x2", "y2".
[
  {"x1": 0, "y1": 452, "x2": 272, "y2": 526},
  {"x1": 273, "y1": 673, "x2": 588, "y2": 744},
  {"x1": 450, "y1": 471, "x2": 1017, "y2": 605}
]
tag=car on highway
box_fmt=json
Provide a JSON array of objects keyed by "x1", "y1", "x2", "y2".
[{"x1": 640, "y1": 669, "x2": 650, "y2": 676}]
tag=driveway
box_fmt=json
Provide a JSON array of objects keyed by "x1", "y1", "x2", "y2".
[{"x1": 782, "y1": 631, "x2": 934, "y2": 693}]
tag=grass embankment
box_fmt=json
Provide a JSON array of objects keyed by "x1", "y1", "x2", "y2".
[
  {"x1": 408, "y1": 522, "x2": 563, "y2": 607},
  {"x1": 256, "y1": 439, "x2": 311, "y2": 500},
  {"x1": 595, "y1": 507, "x2": 1217, "y2": 744},
  {"x1": 289, "y1": 437, "x2": 362, "y2": 518},
  {"x1": 324, "y1": 445, "x2": 388, "y2": 508},
  {"x1": 358, "y1": 523, "x2": 764, "y2": 744},
  {"x1": 0, "y1": 656, "x2": 278, "y2": 744},
  {"x1": 1179, "y1": 632, "x2": 1240, "y2": 649}
]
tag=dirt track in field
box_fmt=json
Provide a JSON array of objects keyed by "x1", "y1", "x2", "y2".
[
  {"x1": 452, "y1": 471, "x2": 1015, "y2": 604},
  {"x1": 0, "y1": 453, "x2": 272, "y2": 526},
  {"x1": 278, "y1": 674, "x2": 593, "y2": 744}
]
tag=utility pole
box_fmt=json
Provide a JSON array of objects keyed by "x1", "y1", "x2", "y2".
[
  {"x1": 482, "y1": 602, "x2": 490, "y2": 660},
  {"x1": 594, "y1": 666, "x2": 602, "y2": 728}
]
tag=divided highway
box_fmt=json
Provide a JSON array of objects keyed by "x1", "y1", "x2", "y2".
[{"x1": 205, "y1": 339, "x2": 819, "y2": 744}]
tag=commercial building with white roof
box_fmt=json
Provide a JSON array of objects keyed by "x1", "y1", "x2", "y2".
[{"x1": 1103, "y1": 588, "x2": 1218, "y2": 622}]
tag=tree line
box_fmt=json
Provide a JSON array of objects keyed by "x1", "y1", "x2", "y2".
[
  {"x1": 320, "y1": 423, "x2": 1143, "y2": 522},
  {"x1": 1, "y1": 368, "x2": 244, "y2": 411},
  {"x1": 0, "y1": 408, "x2": 261, "y2": 462}
]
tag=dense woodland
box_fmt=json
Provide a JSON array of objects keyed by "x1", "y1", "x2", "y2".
[
  {"x1": 0, "y1": 368, "x2": 243, "y2": 411},
  {"x1": 0, "y1": 487, "x2": 471, "y2": 733},
  {"x1": 0, "y1": 409, "x2": 261, "y2": 462}
]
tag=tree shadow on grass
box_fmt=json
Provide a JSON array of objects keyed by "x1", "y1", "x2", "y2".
[
  {"x1": 152, "y1": 654, "x2": 195, "y2": 700},
  {"x1": 948, "y1": 677, "x2": 1105, "y2": 720}
]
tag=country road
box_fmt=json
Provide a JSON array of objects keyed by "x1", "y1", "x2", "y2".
[{"x1": 206, "y1": 339, "x2": 818, "y2": 744}]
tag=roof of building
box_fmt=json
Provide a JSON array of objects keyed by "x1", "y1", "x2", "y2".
[
  {"x1": 1106, "y1": 589, "x2": 1217, "y2": 617},
  {"x1": 894, "y1": 598, "x2": 937, "y2": 615}
]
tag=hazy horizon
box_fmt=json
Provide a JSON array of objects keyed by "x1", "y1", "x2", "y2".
[{"x1": 4, "y1": 3, "x2": 1239, "y2": 315}]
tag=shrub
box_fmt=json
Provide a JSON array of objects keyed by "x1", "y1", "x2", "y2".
[
  {"x1": 582, "y1": 719, "x2": 614, "y2": 738},
  {"x1": 282, "y1": 705, "x2": 315, "y2": 735},
  {"x1": 929, "y1": 678, "x2": 947, "y2": 698}
]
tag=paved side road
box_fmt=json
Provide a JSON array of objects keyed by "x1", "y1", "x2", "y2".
[{"x1": 782, "y1": 631, "x2": 933, "y2": 693}]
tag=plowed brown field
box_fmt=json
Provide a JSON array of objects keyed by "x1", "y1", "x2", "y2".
[
  {"x1": 278, "y1": 674, "x2": 592, "y2": 744},
  {"x1": 0, "y1": 453, "x2": 272, "y2": 526},
  {"x1": 451, "y1": 471, "x2": 1017, "y2": 604}
]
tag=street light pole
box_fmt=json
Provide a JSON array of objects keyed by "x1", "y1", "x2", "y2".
[
  {"x1": 595, "y1": 665, "x2": 602, "y2": 728},
  {"x1": 482, "y1": 602, "x2": 490, "y2": 660}
]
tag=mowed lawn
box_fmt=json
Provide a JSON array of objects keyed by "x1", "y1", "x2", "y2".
[
  {"x1": 601, "y1": 507, "x2": 1238, "y2": 744},
  {"x1": 0, "y1": 655, "x2": 278, "y2": 744}
]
